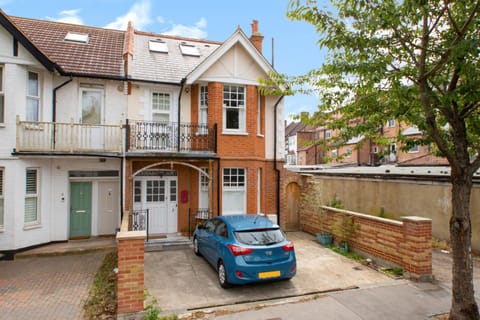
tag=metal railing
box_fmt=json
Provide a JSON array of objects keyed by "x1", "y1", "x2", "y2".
[
  {"x1": 16, "y1": 116, "x2": 123, "y2": 153},
  {"x1": 127, "y1": 120, "x2": 216, "y2": 153},
  {"x1": 188, "y1": 208, "x2": 213, "y2": 239},
  {"x1": 129, "y1": 209, "x2": 149, "y2": 242}
]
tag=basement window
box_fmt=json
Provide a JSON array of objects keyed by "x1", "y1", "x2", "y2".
[
  {"x1": 64, "y1": 32, "x2": 89, "y2": 43},
  {"x1": 149, "y1": 39, "x2": 168, "y2": 53},
  {"x1": 179, "y1": 43, "x2": 200, "y2": 56}
]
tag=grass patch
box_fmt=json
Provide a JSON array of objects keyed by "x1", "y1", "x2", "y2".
[
  {"x1": 83, "y1": 250, "x2": 117, "y2": 320},
  {"x1": 327, "y1": 245, "x2": 366, "y2": 263},
  {"x1": 432, "y1": 238, "x2": 450, "y2": 251},
  {"x1": 380, "y1": 266, "x2": 404, "y2": 277}
]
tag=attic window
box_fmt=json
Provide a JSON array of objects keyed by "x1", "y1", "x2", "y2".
[
  {"x1": 64, "y1": 32, "x2": 89, "y2": 43},
  {"x1": 149, "y1": 39, "x2": 168, "y2": 53},
  {"x1": 179, "y1": 43, "x2": 200, "y2": 56}
]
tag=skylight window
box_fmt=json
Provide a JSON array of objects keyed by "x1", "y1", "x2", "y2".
[
  {"x1": 179, "y1": 43, "x2": 200, "y2": 57},
  {"x1": 64, "y1": 32, "x2": 89, "y2": 43},
  {"x1": 149, "y1": 39, "x2": 168, "y2": 53}
]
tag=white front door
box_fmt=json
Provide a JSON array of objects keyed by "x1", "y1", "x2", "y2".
[{"x1": 133, "y1": 172, "x2": 177, "y2": 234}]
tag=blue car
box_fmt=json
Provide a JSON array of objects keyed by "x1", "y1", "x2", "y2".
[{"x1": 193, "y1": 214, "x2": 296, "y2": 288}]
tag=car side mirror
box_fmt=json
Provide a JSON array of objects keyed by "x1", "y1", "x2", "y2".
[{"x1": 197, "y1": 224, "x2": 204, "y2": 230}]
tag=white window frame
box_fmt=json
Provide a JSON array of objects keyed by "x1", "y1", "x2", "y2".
[
  {"x1": 199, "y1": 85, "x2": 208, "y2": 133},
  {"x1": 0, "y1": 167, "x2": 4, "y2": 230},
  {"x1": 26, "y1": 71, "x2": 40, "y2": 121},
  {"x1": 0, "y1": 65, "x2": 4, "y2": 125},
  {"x1": 325, "y1": 130, "x2": 331, "y2": 139},
  {"x1": 24, "y1": 168, "x2": 40, "y2": 226},
  {"x1": 80, "y1": 85, "x2": 104, "y2": 124},
  {"x1": 151, "y1": 91, "x2": 172, "y2": 122},
  {"x1": 387, "y1": 118, "x2": 395, "y2": 128},
  {"x1": 345, "y1": 148, "x2": 352, "y2": 158},
  {"x1": 373, "y1": 146, "x2": 379, "y2": 153},
  {"x1": 222, "y1": 168, "x2": 246, "y2": 215},
  {"x1": 408, "y1": 144, "x2": 419, "y2": 153},
  {"x1": 223, "y1": 85, "x2": 246, "y2": 133}
]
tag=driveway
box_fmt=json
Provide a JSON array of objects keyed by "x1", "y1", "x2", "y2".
[{"x1": 144, "y1": 232, "x2": 393, "y2": 313}]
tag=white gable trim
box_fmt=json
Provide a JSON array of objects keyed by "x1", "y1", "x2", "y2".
[{"x1": 185, "y1": 28, "x2": 275, "y2": 85}]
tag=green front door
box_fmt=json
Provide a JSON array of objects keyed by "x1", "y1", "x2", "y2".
[{"x1": 70, "y1": 182, "x2": 92, "y2": 238}]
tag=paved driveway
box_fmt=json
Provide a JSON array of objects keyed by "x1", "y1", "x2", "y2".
[
  {"x1": 145, "y1": 232, "x2": 393, "y2": 313},
  {"x1": 0, "y1": 252, "x2": 107, "y2": 320}
]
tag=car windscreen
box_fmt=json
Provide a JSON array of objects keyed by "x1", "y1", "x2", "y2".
[{"x1": 234, "y1": 228, "x2": 285, "y2": 246}]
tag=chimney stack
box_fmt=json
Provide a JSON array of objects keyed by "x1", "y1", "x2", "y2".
[{"x1": 249, "y1": 20, "x2": 264, "y2": 53}]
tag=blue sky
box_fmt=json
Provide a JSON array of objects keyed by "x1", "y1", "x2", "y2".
[{"x1": 0, "y1": 0, "x2": 325, "y2": 121}]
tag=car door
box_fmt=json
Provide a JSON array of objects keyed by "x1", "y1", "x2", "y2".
[
  {"x1": 198, "y1": 219, "x2": 218, "y2": 266},
  {"x1": 212, "y1": 221, "x2": 229, "y2": 266}
]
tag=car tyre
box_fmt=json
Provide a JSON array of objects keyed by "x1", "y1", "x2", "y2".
[
  {"x1": 217, "y1": 260, "x2": 231, "y2": 289},
  {"x1": 193, "y1": 237, "x2": 201, "y2": 256}
]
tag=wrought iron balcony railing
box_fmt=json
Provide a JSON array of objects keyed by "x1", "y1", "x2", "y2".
[{"x1": 127, "y1": 120, "x2": 216, "y2": 153}]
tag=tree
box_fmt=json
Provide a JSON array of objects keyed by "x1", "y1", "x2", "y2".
[{"x1": 276, "y1": 1, "x2": 480, "y2": 319}]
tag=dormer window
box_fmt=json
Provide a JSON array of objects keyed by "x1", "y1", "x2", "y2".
[
  {"x1": 149, "y1": 39, "x2": 168, "y2": 53},
  {"x1": 64, "y1": 32, "x2": 89, "y2": 43},
  {"x1": 179, "y1": 43, "x2": 200, "y2": 56}
]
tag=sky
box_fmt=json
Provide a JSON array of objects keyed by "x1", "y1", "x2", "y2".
[{"x1": 0, "y1": 0, "x2": 325, "y2": 121}]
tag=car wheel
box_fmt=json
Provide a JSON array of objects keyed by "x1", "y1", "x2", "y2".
[
  {"x1": 217, "y1": 260, "x2": 231, "y2": 289},
  {"x1": 193, "y1": 237, "x2": 201, "y2": 256}
]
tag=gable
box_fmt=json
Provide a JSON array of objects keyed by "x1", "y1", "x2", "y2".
[{"x1": 199, "y1": 43, "x2": 267, "y2": 85}]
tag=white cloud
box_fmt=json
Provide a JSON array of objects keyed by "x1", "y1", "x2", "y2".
[
  {"x1": 46, "y1": 9, "x2": 83, "y2": 25},
  {"x1": 104, "y1": 0, "x2": 152, "y2": 30},
  {"x1": 163, "y1": 17, "x2": 208, "y2": 39},
  {"x1": 156, "y1": 16, "x2": 165, "y2": 24}
]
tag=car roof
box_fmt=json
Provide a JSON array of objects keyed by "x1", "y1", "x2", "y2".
[{"x1": 216, "y1": 214, "x2": 278, "y2": 231}]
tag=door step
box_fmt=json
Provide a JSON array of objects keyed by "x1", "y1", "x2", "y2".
[{"x1": 144, "y1": 237, "x2": 192, "y2": 252}]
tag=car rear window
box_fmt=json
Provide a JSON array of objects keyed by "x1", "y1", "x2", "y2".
[{"x1": 234, "y1": 228, "x2": 285, "y2": 246}]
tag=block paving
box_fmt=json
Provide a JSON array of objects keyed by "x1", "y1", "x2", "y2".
[{"x1": 0, "y1": 252, "x2": 108, "y2": 320}]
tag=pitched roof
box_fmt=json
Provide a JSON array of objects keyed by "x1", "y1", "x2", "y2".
[
  {"x1": 131, "y1": 30, "x2": 221, "y2": 84},
  {"x1": 397, "y1": 154, "x2": 449, "y2": 166},
  {"x1": 9, "y1": 16, "x2": 125, "y2": 79},
  {"x1": 0, "y1": 9, "x2": 55, "y2": 71}
]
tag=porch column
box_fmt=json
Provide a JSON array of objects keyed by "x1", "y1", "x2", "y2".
[{"x1": 125, "y1": 160, "x2": 134, "y2": 213}]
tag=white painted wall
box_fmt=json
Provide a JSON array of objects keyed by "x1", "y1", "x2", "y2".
[
  {"x1": 265, "y1": 95, "x2": 285, "y2": 160},
  {"x1": 128, "y1": 83, "x2": 180, "y2": 122}
]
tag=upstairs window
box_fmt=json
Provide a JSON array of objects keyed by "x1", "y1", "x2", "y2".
[
  {"x1": 0, "y1": 66, "x2": 4, "y2": 124},
  {"x1": 387, "y1": 118, "x2": 395, "y2": 128},
  {"x1": 149, "y1": 39, "x2": 168, "y2": 53},
  {"x1": 152, "y1": 92, "x2": 171, "y2": 122},
  {"x1": 199, "y1": 85, "x2": 208, "y2": 129},
  {"x1": 179, "y1": 43, "x2": 200, "y2": 56},
  {"x1": 26, "y1": 71, "x2": 39, "y2": 121},
  {"x1": 325, "y1": 130, "x2": 331, "y2": 139},
  {"x1": 64, "y1": 32, "x2": 89, "y2": 44},
  {"x1": 223, "y1": 85, "x2": 245, "y2": 132}
]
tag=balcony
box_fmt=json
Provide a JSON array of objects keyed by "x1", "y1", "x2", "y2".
[
  {"x1": 15, "y1": 116, "x2": 123, "y2": 154},
  {"x1": 126, "y1": 120, "x2": 216, "y2": 153}
]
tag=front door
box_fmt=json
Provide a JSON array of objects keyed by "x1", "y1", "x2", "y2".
[
  {"x1": 70, "y1": 182, "x2": 92, "y2": 238},
  {"x1": 133, "y1": 173, "x2": 177, "y2": 234}
]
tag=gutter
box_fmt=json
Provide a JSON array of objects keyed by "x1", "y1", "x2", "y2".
[
  {"x1": 52, "y1": 77, "x2": 73, "y2": 148},
  {"x1": 273, "y1": 96, "x2": 284, "y2": 224}
]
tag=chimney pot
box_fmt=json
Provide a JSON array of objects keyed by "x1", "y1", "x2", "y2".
[{"x1": 249, "y1": 19, "x2": 264, "y2": 53}]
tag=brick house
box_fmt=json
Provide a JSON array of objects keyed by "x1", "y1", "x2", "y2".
[{"x1": 0, "y1": 10, "x2": 285, "y2": 252}]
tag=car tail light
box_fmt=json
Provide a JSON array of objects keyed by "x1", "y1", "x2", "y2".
[
  {"x1": 227, "y1": 244, "x2": 253, "y2": 256},
  {"x1": 236, "y1": 270, "x2": 244, "y2": 278},
  {"x1": 282, "y1": 241, "x2": 294, "y2": 251}
]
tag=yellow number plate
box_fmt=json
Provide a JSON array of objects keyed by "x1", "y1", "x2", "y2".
[{"x1": 258, "y1": 270, "x2": 281, "y2": 279}]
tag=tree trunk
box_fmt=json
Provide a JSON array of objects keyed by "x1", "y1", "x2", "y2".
[{"x1": 449, "y1": 168, "x2": 479, "y2": 320}]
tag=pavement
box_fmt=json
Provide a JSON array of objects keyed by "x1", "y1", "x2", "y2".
[{"x1": 1, "y1": 233, "x2": 479, "y2": 320}]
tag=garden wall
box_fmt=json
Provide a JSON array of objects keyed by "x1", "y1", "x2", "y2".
[{"x1": 301, "y1": 205, "x2": 432, "y2": 280}]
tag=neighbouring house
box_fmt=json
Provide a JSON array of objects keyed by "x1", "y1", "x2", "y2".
[{"x1": 0, "y1": 11, "x2": 285, "y2": 253}]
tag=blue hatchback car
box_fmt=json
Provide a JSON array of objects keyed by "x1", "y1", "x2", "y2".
[{"x1": 193, "y1": 214, "x2": 296, "y2": 288}]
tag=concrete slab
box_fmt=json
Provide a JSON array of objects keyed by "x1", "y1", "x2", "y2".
[{"x1": 145, "y1": 232, "x2": 394, "y2": 313}]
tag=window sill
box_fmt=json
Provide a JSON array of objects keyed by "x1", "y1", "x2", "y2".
[
  {"x1": 23, "y1": 223, "x2": 42, "y2": 231},
  {"x1": 222, "y1": 131, "x2": 248, "y2": 136},
  {"x1": 257, "y1": 134, "x2": 264, "y2": 138}
]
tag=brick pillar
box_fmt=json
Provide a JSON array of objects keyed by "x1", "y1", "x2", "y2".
[
  {"x1": 401, "y1": 216, "x2": 432, "y2": 281},
  {"x1": 117, "y1": 231, "x2": 146, "y2": 316}
]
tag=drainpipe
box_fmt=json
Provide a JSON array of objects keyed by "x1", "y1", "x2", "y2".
[
  {"x1": 273, "y1": 96, "x2": 284, "y2": 225},
  {"x1": 177, "y1": 78, "x2": 186, "y2": 152},
  {"x1": 52, "y1": 78, "x2": 73, "y2": 146}
]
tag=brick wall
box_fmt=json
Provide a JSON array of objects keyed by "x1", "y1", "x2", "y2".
[{"x1": 117, "y1": 213, "x2": 146, "y2": 317}]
